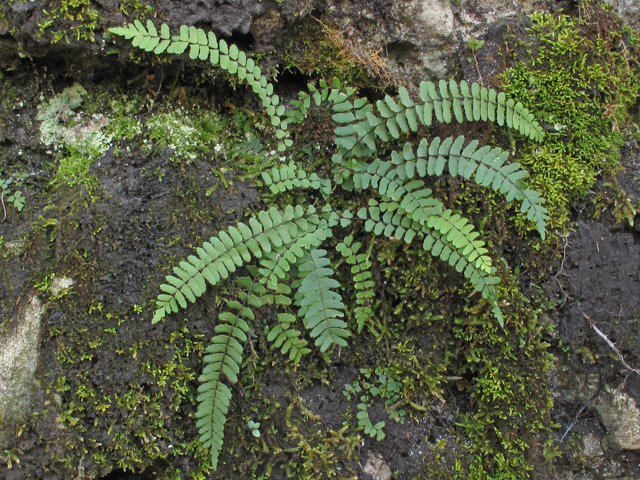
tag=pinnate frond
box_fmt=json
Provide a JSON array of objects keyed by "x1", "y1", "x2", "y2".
[
  {"x1": 389, "y1": 137, "x2": 548, "y2": 238},
  {"x1": 332, "y1": 79, "x2": 544, "y2": 158},
  {"x1": 262, "y1": 160, "x2": 331, "y2": 197},
  {"x1": 357, "y1": 202, "x2": 503, "y2": 325},
  {"x1": 153, "y1": 205, "x2": 323, "y2": 323},
  {"x1": 267, "y1": 311, "x2": 311, "y2": 363},
  {"x1": 336, "y1": 236, "x2": 375, "y2": 333},
  {"x1": 196, "y1": 297, "x2": 252, "y2": 469},
  {"x1": 109, "y1": 22, "x2": 291, "y2": 150},
  {"x1": 295, "y1": 249, "x2": 349, "y2": 351},
  {"x1": 239, "y1": 267, "x2": 312, "y2": 364}
]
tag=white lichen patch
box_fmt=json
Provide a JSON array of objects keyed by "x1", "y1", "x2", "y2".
[
  {"x1": 37, "y1": 83, "x2": 88, "y2": 146},
  {"x1": 0, "y1": 295, "x2": 43, "y2": 447},
  {"x1": 36, "y1": 85, "x2": 120, "y2": 165},
  {"x1": 145, "y1": 110, "x2": 203, "y2": 162},
  {"x1": 145, "y1": 109, "x2": 224, "y2": 163}
]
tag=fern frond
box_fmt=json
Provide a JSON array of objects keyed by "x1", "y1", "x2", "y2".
[
  {"x1": 267, "y1": 312, "x2": 311, "y2": 363},
  {"x1": 336, "y1": 236, "x2": 375, "y2": 333},
  {"x1": 256, "y1": 217, "x2": 332, "y2": 289},
  {"x1": 153, "y1": 205, "x2": 323, "y2": 323},
  {"x1": 357, "y1": 202, "x2": 503, "y2": 324},
  {"x1": 349, "y1": 159, "x2": 444, "y2": 223},
  {"x1": 109, "y1": 22, "x2": 292, "y2": 150},
  {"x1": 196, "y1": 296, "x2": 252, "y2": 469},
  {"x1": 295, "y1": 249, "x2": 349, "y2": 351},
  {"x1": 389, "y1": 137, "x2": 548, "y2": 238},
  {"x1": 331, "y1": 79, "x2": 545, "y2": 169},
  {"x1": 348, "y1": 159, "x2": 497, "y2": 280},
  {"x1": 241, "y1": 263, "x2": 312, "y2": 364},
  {"x1": 262, "y1": 160, "x2": 331, "y2": 197}
]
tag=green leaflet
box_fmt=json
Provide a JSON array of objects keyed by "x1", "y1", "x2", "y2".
[
  {"x1": 261, "y1": 160, "x2": 331, "y2": 197},
  {"x1": 196, "y1": 296, "x2": 250, "y2": 469},
  {"x1": 336, "y1": 236, "x2": 375, "y2": 333},
  {"x1": 110, "y1": 21, "x2": 290, "y2": 150},
  {"x1": 390, "y1": 138, "x2": 549, "y2": 238},
  {"x1": 357, "y1": 203, "x2": 501, "y2": 320}
]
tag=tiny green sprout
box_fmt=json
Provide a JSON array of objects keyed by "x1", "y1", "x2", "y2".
[
  {"x1": 356, "y1": 403, "x2": 385, "y2": 441},
  {"x1": 133, "y1": 304, "x2": 143, "y2": 314},
  {"x1": 468, "y1": 38, "x2": 485, "y2": 51},
  {"x1": 7, "y1": 191, "x2": 25, "y2": 211},
  {"x1": 247, "y1": 420, "x2": 261, "y2": 437},
  {"x1": 343, "y1": 381, "x2": 362, "y2": 400}
]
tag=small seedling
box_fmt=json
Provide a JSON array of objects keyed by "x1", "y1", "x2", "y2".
[{"x1": 247, "y1": 420, "x2": 261, "y2": 437}]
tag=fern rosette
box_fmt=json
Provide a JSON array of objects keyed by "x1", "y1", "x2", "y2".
[{"x1": 111, "y1": 20, "x2": 550, "y2": 471}]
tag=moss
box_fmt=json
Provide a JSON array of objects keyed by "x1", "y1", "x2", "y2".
[
  {"x1": 37, "y1": 0, "x2": 101, "y2": 43},
  {"x1": 354, "y1": 241, "x2": 558, "y2": 479},
  {"x1": 280, "y1": 16, "x2": 392, "y2": 87},
  {"x1": 36, "y1": 0, "x2": 152, "y2": 44},
  {"x1": 500, "y1": 10, "x2": 640, "y2": 233}
]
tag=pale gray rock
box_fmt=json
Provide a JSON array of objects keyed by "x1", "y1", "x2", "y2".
[
  {"x1": 596, "y1": 391, "x2": 640, "y2": 452},
  {"x1": 377, "y1": 0, "x2": 552, "y2": 80},
  {"x1": 0, "y1": 295, "x2": 43, "y2": 448},
  {"x1": 362, "y1": 452, "x2": 392, "y2": 480},
  {"x1": 606, "y1": 0, "x2": 640, "y2": 31}
]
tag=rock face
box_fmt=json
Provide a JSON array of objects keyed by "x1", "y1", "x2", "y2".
[
  {"x1": 2, "y1": 0, "x2": 637, "y2": 84},
  {"x1": 394, "y1": 0, "x2": 553, "y2": 78},
  {"x1": 606, "y1": 0, "x2": 640, "y2": 31},
  {"x1": 596, "y1": 391, "x2": 640, "y2": 452},
  {"x1": 327, "y1": 0, "x2": 558, "y2": 81},
  {"x1": 0, "y1": 0, "x2": 567, "y2": 81}
]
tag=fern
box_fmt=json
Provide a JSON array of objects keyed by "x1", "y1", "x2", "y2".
[
  {"x1": 109, "y1": 21, "x2": 292, "y2": 150},
  {"x1": 237, "y1": 275, "x2": 311, "y2": 364},
  {"x1": 261, "y1": 160, "x2": 331, "y2": 197},
  {"x1": 196, "y1": 296, "x2": 252, "y2": 470},
  {"x1": 355, "y1": 200, "x2": 502, "y2": 322},
  {"x1": 110, "y1": 21, "x2": 551, "y2": 472},
  {"x1": 294, "y1": 249, "x2": 349, "y2": 351},
  {"x1": 388, "y1": 138, "x2": 548, "y2": 238},
  {"x1": 152, "y1": 204, "x2": 323, "y2": 324},
  {"x1": 336, "y1": 236, "x2": 375, "y2": 333}
]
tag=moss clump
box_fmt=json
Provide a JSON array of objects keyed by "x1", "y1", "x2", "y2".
[
  {"x1": 500, "y1": 9, "x2": 640, "y2": 233},
  {"x1": 36, "y1": 0, "x2": 152, "y2": 44},
  {"x1": 343, "y1": 241, "x2": 557, "y2": 479},
  {"x1": 281, "y1": 16, "x2": 392, "y2": 87},
  {"x1": 451, "y1": 282, "x2": 557, "y2": 479},
  {"x1": 37, "y1": 0, "x2": 100, "y2": 43}
]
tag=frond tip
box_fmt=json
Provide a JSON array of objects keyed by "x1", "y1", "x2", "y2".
[{"x1": 196, "y1": 299, "x2": 251, "y2": 469}]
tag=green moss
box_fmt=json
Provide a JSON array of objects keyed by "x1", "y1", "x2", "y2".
[
  {"x1": 37, "y1": 0, "x2": 100, "y2": 43},
  {"x1": 361, "y1": 242, "x2": 557, "y2": 479},
  {"x1": 36, "y1": 0, "x2": 152, "y2": 44},
  {"x1": 452, "y1": 288, "x2": 557, "y2": 478},
  {"x1": 500, "y1": 10, "x2": 640, "y2": 232}
]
